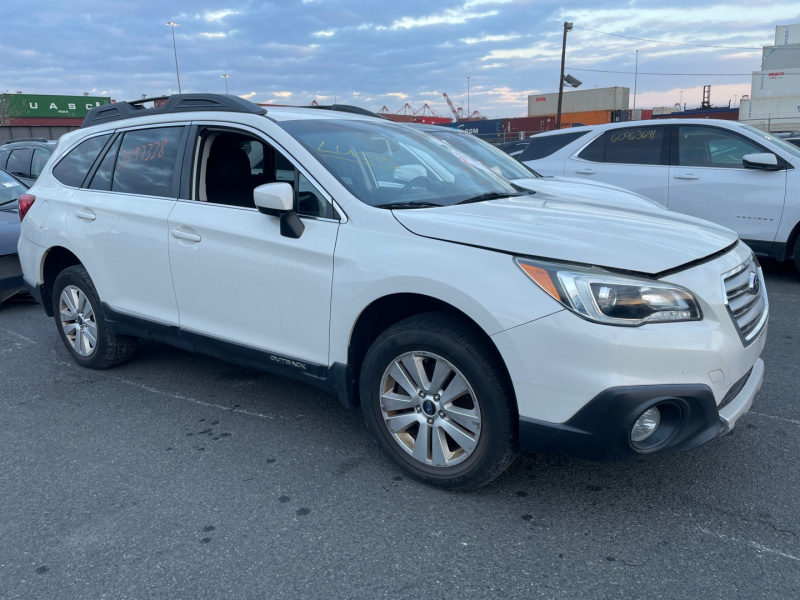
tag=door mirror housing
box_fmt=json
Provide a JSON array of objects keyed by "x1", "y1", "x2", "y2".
[
  {"x1": 742, "y1": 153, "x2": 781, "y2": 171},
  {"x1": 254, "y1": 182, "x2": 294, "y2": 215},
  {"x1": 253, "y1": 182, "x2": 304, "y2": 239}
]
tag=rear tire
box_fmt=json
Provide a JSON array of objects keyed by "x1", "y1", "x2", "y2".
[
  {"x1": 52, "y1": 265, "x2": 138, "y2": 369},
  {"x1": 793, "y1": 235, "x2": 800, "y2": 274},
  {"x1": 360, "y1": 312, "x2": 518, "y2": 490}
]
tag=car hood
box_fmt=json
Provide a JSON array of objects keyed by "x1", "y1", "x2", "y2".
[
  {"x1": 511, "y1": 177, "x2": 664, "y2": 211},
  {"x1": 392, "y1": 196, "x2": 738, "y2": 275},
  {"x1": 0, "y1": 207, "x2": 20, "y2": 257}
]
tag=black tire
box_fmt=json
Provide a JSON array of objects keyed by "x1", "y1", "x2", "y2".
[
  {"x1": 360, "y1": 312, "x2": 518, "y2": 490},
  {"x1": 52, "y1": 265, "x2": 138, "y2": 369},
  {"x1": 793, "y1": 235, "x2": 800, "y2": 274}
]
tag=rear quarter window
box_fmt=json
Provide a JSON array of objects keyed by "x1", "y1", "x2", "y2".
[
  {"x1": 519, "y1": 131, "x2": 589, "y2": 161},
  {"x1": 52, "y1": 134, "x2": 112, "y2": 187}
]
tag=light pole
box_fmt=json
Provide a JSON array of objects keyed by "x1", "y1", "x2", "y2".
[
  {"x1": 467, "y1": 76, "x2": 471, "y2": 119},
  {"x1": 633, "y1": 50, "x2": 639, "y2": 111},
  {"x1": 556, "y1": 21, "x2": 573, "y2": 130},
  {"x1": 166, "y1": 21, "x2": 182, "y2": 93},
  {"x1": 680, "y1": 90, "x2": 683, "y2": 110},
  {"x1": 221, "y1": 74, "x2": 230, "y2": 94}
]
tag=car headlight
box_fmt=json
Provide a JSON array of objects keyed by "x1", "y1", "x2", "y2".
[{"x1": 516, "y1": 258, "x2": 702, "y2": 326}]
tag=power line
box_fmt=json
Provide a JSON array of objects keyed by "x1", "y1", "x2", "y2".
[
  {"x1": 567, "y1": 67, "x2": 757, "y2": 76},
  {"x1": 572, "y1": 26, "x2": 763, "y2": 50}
]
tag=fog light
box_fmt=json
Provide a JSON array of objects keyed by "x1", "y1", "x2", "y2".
[{"x1": 631, "y1": 407, "x2": 661, "y2": 442}]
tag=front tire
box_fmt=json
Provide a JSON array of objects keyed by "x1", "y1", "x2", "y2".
[
  {"x1": 52, "y1": 265, "x2": 138, "y2": 369},
  {"x1": 360, "y1": 312, "x2": 518, "y2": 490},
  {"x1": 793, "y1": 235, "x2": 800, "y2": 274}
]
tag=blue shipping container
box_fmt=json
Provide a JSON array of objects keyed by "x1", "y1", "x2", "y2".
[{"x1": 435, "y1": 119, "x2": 505, "y2": 141}]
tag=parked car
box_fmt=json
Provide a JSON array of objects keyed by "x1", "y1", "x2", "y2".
[
  {"x1": 496, "y1": 140, "x2": 530, "y2": 158},
  {"x1": 415, "y1": 124, "x2": 664, "y2": 211},
  {"x1": 0, "y1": 138, "x2": 57, "y2": 186},
  {"x1": 0, "y1": 169, "x2": 30, "y2": 303},
  {"x1": 18, "y1": 95, "x2": 767, "y2": 489},
  {"x1": 519, "y1": 119, "x2": 800, "y2": 271}
]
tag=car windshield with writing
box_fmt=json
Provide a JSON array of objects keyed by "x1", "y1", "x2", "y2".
[
  {"x1": 280, "y1": 119, "x2": 520, "y2": 208},
  {"x1": 0, "y1": 169, "x2": 28, "y2": 207}
]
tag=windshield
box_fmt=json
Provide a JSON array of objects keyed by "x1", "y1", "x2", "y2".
[
  {"x1": 279, "y1": 119, "x2": 520, "y2": 207},
  {"x1": 424, "y1": 128, "x2": 541, "y2": 181},
  {"x1": 741, "y1": 124, "x2": 800, "y2": 160},
  {"x1": 0, "y1": 170, "x2": 27, "y2": 207}
]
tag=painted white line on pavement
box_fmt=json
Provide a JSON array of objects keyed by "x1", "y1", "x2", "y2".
[
  {"x1": 749, "y1": 412, "x2": 800, "y2": 426},
  {"x1": 699, "y1": 528, "x2": 800, "y2": 562},
  {"x1": 0, "y1": 327, "x2": 37, "y2": 344}
]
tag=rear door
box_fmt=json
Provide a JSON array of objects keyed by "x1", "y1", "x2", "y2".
[
  {"x1": 668, "y1": 124, "x2": 785, "y2": 246},
  {"x1": 563, "y1": 124, "x2": 671, "y2": 205},
  {"x1": 65, "y1": 125, "x2": 188, "y2": 325}
]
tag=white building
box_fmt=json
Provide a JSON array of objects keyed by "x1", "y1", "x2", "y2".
[{"x1": 739, "y1": 24, "x2": 800, "y2": 132}]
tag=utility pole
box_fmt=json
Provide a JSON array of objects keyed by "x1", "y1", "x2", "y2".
[{"x1": 556, "y1": 21, "x2": 573, "y2": 130}]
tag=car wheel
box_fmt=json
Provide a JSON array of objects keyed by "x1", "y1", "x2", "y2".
[
  {"x1": 794, "y1": 235, "x2": 800, "y2": 273},
  {"x1": 52, "y1": 265, "x2": 138, "y2": 369},
  {"x1": 360, "y1": 312, "x2": 518, "y2": 490}
]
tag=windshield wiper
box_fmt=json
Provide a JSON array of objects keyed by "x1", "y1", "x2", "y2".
[
  {"x1": 455, "y1": 191, "x2": 531, "y2": 205},
  {"x1": 0, "y1": 199, "x2": 18, "y2": 207},
  {"x1": 377, "y1": 201, "x2": 443, "y2": 209}
]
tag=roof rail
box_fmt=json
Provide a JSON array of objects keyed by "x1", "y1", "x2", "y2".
[
  {"x1": 306, "y1": 104, "x2": 387, "y2": 119},
  {"x1": 3, "y1": 137, "x2": 50, "y2": 144},
  {"x1": 81, "y1": 93, "x2": 268, "y2": 128}
]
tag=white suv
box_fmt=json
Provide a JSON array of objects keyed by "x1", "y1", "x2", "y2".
[
  {"x1": 520, "y1": 119, "x2": 800, "y2": 271},
  {"x1": 17, "y1": 95, "x2": 768, "y2": 489}
]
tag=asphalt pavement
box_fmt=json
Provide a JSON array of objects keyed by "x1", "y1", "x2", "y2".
[{"x1": 1, "y1": 259, "x2": 798, "y2": 599}]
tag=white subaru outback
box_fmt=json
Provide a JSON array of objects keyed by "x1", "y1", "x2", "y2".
[{"x1": 17, "y1": 95, "x2": 768, "y2": 490}]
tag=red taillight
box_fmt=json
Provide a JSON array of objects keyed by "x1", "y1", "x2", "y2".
[{"x1": 18, "y1": 193, "x2": 35, "y2": 222}]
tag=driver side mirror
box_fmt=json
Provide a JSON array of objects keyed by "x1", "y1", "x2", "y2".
[
  {"x1": 253, "y1": 182, "x2": 305, "y2": 239},
  {"x1": 742, "y1": 153, "x2": 782, "y2": 171}
]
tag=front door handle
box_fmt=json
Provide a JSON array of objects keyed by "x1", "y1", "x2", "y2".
[
  {"x1": 575, "y1": 169, "x2": 596, "y2": 175},
  {"x1": 171, "y1": 229, "x2": 201, "y2": 242},
  {"x1": 673, "y1": 174, "x2": 700, "y2": 180},
  {"x1": 75, "y1": 209, "x2": 96, "y2": 221}
]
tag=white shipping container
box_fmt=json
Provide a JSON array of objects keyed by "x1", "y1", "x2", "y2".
[
  {"x1": 652, "y1": 106, "x2": 678, "y2": 116},
  {"x1": 775, "y1": 23, "x2": 800, "y2": 46},
  {"x1": 750, "y1": 67, "x2": 800, "y2": 99},
  {"x1": 761, "y1": 44, "x2": 800, "y2": 71},
  {"x1": 528, "y1": 86, "x2": 629, "y2": 117},
  {"x1": 739, "y1": 97, "x2": 800, "y2": 132}
]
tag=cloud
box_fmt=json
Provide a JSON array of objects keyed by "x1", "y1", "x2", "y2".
[
  {"x1": 239, "y1": 91, "x2": 257, "y2": 99},
  {"x1": 389, "y1": 8, "x2": 499, "y2": 30},
  {"x1": 462, "y1": 34, "x2": 521, "y2": 44},
  {"x1": 384, "y1": 92, "x2": 409, "y2": 99},
  {"x1": 200, "y1": 32, "x2": 227, "y2": 39},
  {"x1": 273, "y1": 91, "x2": 293, "y2": 98},
  {"x1": 313, "y1": 30, "x2": 336, "y2": 38},
  {"x1": 204, "y1": 9, "x2": 238, "y2": 22}
]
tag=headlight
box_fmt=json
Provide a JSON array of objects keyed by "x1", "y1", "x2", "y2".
[{"x1": 516, "y1": 258, "x2": 702, "y2": 326}]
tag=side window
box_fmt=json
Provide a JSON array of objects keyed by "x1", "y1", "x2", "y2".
[
  {"x1": 113, "y1": 127, "x2": 183, "y2": 197},
  {"x1": 602, "y1": 127, "x2": 666, "y2": 165},
  {"x1": 198, "y1": 128, "x2": 330, "y2": 217},
  {"x1": 578, "y1": 134, "x2": 606, "y2": 162},
  {"x1": 0, "y1": 150, "x2": 9, "y2": 170},
  {"x1": 88, "y1": 136, "x2": 123, "y2": 191},
  {"x1": 6, "y1": 148, "x2": 32, "y2": 178},
  {"x1": 30, "y1": 148, "x2": 51, "y2": 180},
  {"x1": 519, "y1": 131, "x2": 589, "y2": 161},
  {"x1": 678, "y1": 125, "x2": 766, "y2": 169},
  {"x1": 53, "y1": 134, "x2": 112, "y2": 187}
]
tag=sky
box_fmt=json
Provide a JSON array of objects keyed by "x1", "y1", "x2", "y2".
[{"x1": 3, "y1": 0, "x2": 800, "y2": 119}]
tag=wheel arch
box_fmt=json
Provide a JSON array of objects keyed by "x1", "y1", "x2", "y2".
[
  {"x1": 40, "y1": 246, "x2": 83, "y2": 317},
  {"x1": 339, "y1": 293, "x2": 517, "y2": 416}
]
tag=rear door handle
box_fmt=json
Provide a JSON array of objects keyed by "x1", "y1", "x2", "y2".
[
  {"x1": 171, "y1": 229, "x2": 201, "y2": 242},
  {"x1": 75, "y1": 209, "x2": 96, "y2": 221},
  {"x1": 575, "y1": 169, "x2": 596, "y2": 175},
  {"x1": 673, "y1": 174, "x2": 700, "y2": 180}
]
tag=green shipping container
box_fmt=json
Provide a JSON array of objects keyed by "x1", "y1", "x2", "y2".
[{"x1": 0, "y1": 94, "x2": 112, "y2": 119}]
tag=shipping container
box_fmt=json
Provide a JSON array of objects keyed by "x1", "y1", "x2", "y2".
[
  {"x1": 651, "y1": 108, "x2": 739, "y2": 121},
  {"x1": 0, "y1": 124, "x2": 78, "y2": 143},
  {"x1": 557, "y1": 110, "x2": 613, "y2": 128},
  {"x1": 612, "y1": 110, "x2": 629, "y2": 123},
  {"x1": 504, "y1": 116, "x2": 555, "y2": 137},
  {"x1": 750, "y1": 67, "x2": 800, "y2": 99},
  {"x1": 652, "y1": 106, "x2": 679, "y2": 116},
  {"x1": 739, "y1": 97, "x2": 800, "y2": 132},
  {"x1": 775, "y1": 23, "x2": 800, "y2": 46},
  {"x1": 8, "y1": 117, "x2": 83, "y2": 127},
  {"x1": 412, "y1": 116, "x2": 452, "y2": 125},
  {"x1": 527, "y1": 87, "x2": 629, "y2": 117},
  {"x1": 436, "y1": 118, "x2": 505, "y2": 142},
  {"x1": 761, "y1": 44, "x2": 800, "y2": 71},
  {"x1": 380, "y1": 114, "x2": 415, "y2": 123},
  {"x1": 0, "y1": 94, "x2": 111, "y2": 120}
]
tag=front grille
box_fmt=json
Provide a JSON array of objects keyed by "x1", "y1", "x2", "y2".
[{"x1": 722, "y1": 255, "x2": 768, "y2": 346}]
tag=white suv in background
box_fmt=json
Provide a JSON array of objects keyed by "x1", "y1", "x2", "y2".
[
  {"x1": 521, "y1": 119, "x2": 800, "y2": 271},
  {"x1": 17, "y1": 95, "x2": 767, "y2": 490}
]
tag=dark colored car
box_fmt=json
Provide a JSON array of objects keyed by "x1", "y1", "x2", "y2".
[
  {"x1": 0, "y1": 168, "x2": 30, "y2": 303},
  {"x1": 0, "y1": 138, "x2": 57, "y2": 186}
]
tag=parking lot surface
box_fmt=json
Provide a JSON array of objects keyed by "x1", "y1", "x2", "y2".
[{"x1": 1, "y1": 259, "x2": 798, "y2": 599}]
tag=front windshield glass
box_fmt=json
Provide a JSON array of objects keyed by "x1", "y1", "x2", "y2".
[
  {"x1": 279, "y1": 119, "x2": 521, "y2": 207},
  {"x1": 0, "y1": 170, "x2": 27, "y2": 207},
  {"x1": 426, "y1": 129, "x2": 541, "y2": 180},
  {"x1": 741, "y1": 124, "x2": 800, "y2": 160}
]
